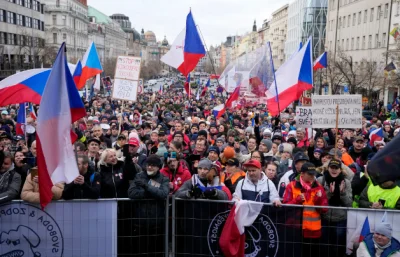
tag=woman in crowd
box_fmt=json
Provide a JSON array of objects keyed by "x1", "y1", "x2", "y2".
[
  {"x1": 317, "y1": 159, "x2": 352, "y2": 257},
  {"x1": 265, "y1": 161, "x2": 279, "y2": 189},
  {"x1": 98, "y1": 148, "x2": 129, "y2": 198}
]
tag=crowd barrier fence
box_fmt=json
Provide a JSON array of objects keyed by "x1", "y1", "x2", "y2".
[{"x1": 0, "y1": 198, "x2": 399, "y2": 257}]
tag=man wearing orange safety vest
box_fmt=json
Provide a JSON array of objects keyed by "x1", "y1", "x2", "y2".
[{"x1": 283, "y1": 162, "x2": 328, "y2": 239}]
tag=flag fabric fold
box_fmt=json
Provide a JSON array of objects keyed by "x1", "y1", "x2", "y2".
[
  {"x1": 369, "y1": 128, "x2": 384, "y2": 146},
  {"x1": 77, "y1": 42, "x2": 103, "y2": 89},
  {"x1": 219, "y1": 200, "x2": 263, "y2": 257},
  {"x1": 266, "y1": 37, "x2": 313, "y2": 116},
  {"x1": 313, "y1": 52, "x2": 327, "y2": 71},
  {"x1": 37, "y1": 43, "x2": 86, "y2": 209},
  {"x1": 16, "y1": 103, "x2": 26, "y2": 135},
  {"x1": 359, "y1": 216, "x2": 370, "y2": 242},
  {"x1": 212, "y1": 104, "x2": 225, "y2": 119},
  {"x1": 72, "y1": 60, "x2": 82, "y2": 87}
]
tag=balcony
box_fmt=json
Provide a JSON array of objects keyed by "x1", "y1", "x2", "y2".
[{"x1": 44, "y1": 5, "x2": 88, "y2": 22}]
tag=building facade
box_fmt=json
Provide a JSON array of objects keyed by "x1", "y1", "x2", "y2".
[
  {"x1": 0, "y1": 0, "x2": 46, "y2": 79},
  {"x1": 286, "y1": 0, "x2": 328, "y2": 59},
  {"x1": 43, "y1": 0, "x2": 88, "y2": 63},
  {"x1": 88, "y1": 6, "x2": 126, "y2": 60},
  {"x1": 269, "y1": 4, "x2": 289, "y2": 68},
  {"x1": 110, "y1": 13, "x2": 141, "y2": 57}
]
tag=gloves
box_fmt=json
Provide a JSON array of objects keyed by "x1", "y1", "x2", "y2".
[
  {"x1": 135, "y1": 179, "x2": 148, "y2": 189},
  {"x1": 203, "y1": 188, "x2": 217, "y2": 199},
  {"x1": 188, "y1": 185, "x2": 203, "y2": 198}
]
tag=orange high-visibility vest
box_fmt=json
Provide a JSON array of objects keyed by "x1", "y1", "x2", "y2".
[{"x1": 291, "y1": 186, "x2": 321, "y2": 233}]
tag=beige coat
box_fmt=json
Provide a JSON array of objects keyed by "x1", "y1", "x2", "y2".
[{"x1": 21, "y1": 173, "x2": 65, "y2": 203}]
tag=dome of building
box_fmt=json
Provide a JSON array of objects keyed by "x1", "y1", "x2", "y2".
[
  {"x1": 162, "y1": 36, "x2": 169, "y2": 46},
  {"x1": 144, "y1": 31, "x2": 156, "y2": 42}
]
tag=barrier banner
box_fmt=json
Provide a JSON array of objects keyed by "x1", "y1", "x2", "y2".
[
  {"x1": 0, "y1": 201, "x2": 117, "y2": 257},
  {"x1": 174, "y1": 199, "x2": 303, "y2": 257}
]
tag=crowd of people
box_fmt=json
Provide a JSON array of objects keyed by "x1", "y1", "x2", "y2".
[{"x1": 0, "y1": 85, "x2": 399, "y2": 257}]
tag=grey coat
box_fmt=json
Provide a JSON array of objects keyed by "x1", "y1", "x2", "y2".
[
  {"x1": 0, "y1": 170, "x2": 21, "y2": 204},
  {"x1": 317, "y1": 176, "x2": 352, "y2": 223}
]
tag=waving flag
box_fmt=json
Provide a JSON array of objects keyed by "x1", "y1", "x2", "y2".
[
  {"x1": 77, "y1": 42, "x2": 103, "y2": 89},
  {"x1": 29, "y1": 104, "x2": 37, "y2": 120},
  {"x1": 184, "y1": 74, "x2": 191, "y2": 96},
  {"x1": 36, "y1": 43, "x2": 86, "y2": 209},
  {"x1": 313, "y1": 52, "x2": 327, "y2": 71},
  {"x1": 196, "y1": 87, "x2": 200, "y2": 100},
  {"x1": 94, "y1": 74, "x2": 101, "y2": 91},
  {"x1": 72, "y1": 60, "x2": 82, "y2": 86},
  {"x1": 160, "y1": 11, "x2": 205, "y2": 76},
  {"x1": 212, "y1": 104, "x2": 225, "y2": 119},
  {"x1": 219, "y1": 200, "x2": 263, "y2": 257},
  {"x1": 225, "y1": 86, "x2": 240, "y2": 108},
  {"x1": 369, "y1": 128, "x2": 384, "y2": 147},
  {"x1": 210, "y1": 91, "x2": 215, "y2": 100},
  {"x1": 159, "y1": 85, "x2": 163, "y2": 95},
  {"x1": 201, "y1": 78, "x2": 210, "y2": 96},
  {"x1": 16, "y1": 103, "x2": 26, "y2": 135},
  {"x1": 266, "y1": 37, "x2": 313, "y2": 116},
  {"x1": 359, "y1": 217, "x2": 370, "y2": 242},
  {"x1": 0, "y1": 64, "x2": 76, "y2": 106}
]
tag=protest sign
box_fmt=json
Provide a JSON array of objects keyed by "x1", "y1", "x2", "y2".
[
  {"x1": 114, "y1": 56, "x2": 141, "y2": 81},
  {"x1": 311, "y1": 95, "x2": 362, "y2": 128},
  {"x1": 295, "y1": 107, "x2": 313, "y2": 128},
  {"x1": 112, "y1": 79, "x2": 138, "y2": 101}
]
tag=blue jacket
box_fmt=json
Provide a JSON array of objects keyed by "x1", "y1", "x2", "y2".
[{"x1": 363, "y1": 233, "x2": 400, "y2": 257}]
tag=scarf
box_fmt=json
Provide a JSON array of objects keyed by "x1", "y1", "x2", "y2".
[
  {"x1": 323, "y1": 171, "x2": 345, "y2": 206},
  {"x1": 299, "y1": 176, "x2": 312, "y2": 191},
  {"x1": 373, "y1": 238, "x2": 392, "y2": 250}
]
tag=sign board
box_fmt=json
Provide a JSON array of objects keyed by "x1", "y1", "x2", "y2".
[
  {"x1": 114, "y1": 56, "x2": 141, "y2": 81},
  {"x1": 295, "y1": 107, "x2": 313, "y2": 128},
  {"x1": 112, "y1": 79, "x2": 138, "y2": 101},
  {"x1": 0, "y1": 201, "x2": 117, "y2": 257},
  {"x1": 311, "y1": 95, "x2": 362, "y2": 128}
]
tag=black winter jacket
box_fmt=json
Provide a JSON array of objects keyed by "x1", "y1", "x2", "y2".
[
  {"x1": 63, "y1": 168, "x2": 101, "y2": 200},
  {"x1": 99, "y1": 161, "x2": 129, "y2": 198}
]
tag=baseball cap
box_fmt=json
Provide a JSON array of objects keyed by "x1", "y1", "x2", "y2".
[
  {"x1": 328, "y1": 148, "x2": 343, "y2": 159},
  {"x1": 128, "y1": 137, "x2": 140, "y2": 147},
  {"x1": 300, "y1": 162, "x2": 317, "y2": 175},
  {"x1": 354, "y1": 136, "x2": 364, "y2": 142},
  {"x1": 328, "y1": 159, "x2": 342, "y2": 169},
  {"x1": 243, "y1": 159, "x2": 261, "y2": 169},
  {"x1": 293, "y1": 152, "x2": 309, "y2": 163},
  {"x1": 1, "y1": 110, "x2": 8, "y2": 115},
  {"x1": 158, "y1": 129, "x2": 166, "y2": 136},
  {"x1": 226, "y1": 158, "x2": 239, "y2": 167}
]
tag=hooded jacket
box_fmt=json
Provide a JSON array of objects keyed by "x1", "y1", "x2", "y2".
[
  {"x1": 160, "y1": 161, "x2": 192, "y2": 193},
  {"x1": 233, "y1": 172, "x2": 279, "y2": 203}
]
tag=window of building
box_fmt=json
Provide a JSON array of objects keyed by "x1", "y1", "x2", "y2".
[
  {"x1": 37, "y1": 1, "x2": 40, "y2": 12},
  {"x1": 27, "y1": 36, "x2": 32, "y2": 46},
  {"x1": 346, "y1": 39, "x2": 349, "y2": 50},
  {"x1": 7, "y1": 12, "x2": 14, "y2": 24},
  {"x1": 364, "y1": 10, "x2": 367, "y2": 23},
  {"x1": 368, "y1": 35, "x2": 372, "y2": 48},
  {"x1": 378, "y1": 6, "x2": 381, "y2": 20},
  {"x1": 53, "y1": 33, "x2": 57, "y2": 44},
  {"x1": 362, "y1": 36, "x2": 365, "y2": 49},
  {"x1": 16, "y1": 0, "x2": 23, "y2": 5},
  {"x1": 342, "y1": 39, "x2": 344, "y2": 49},
  {"x1": 20, "y1": 35, "x2": 25, "y2": 46},
  {"x1": 25, "y1": 16, "x2": 31, "y2": 27},
  {"x1": 383, "y1": 33, "x2": 387, "y2": 47},
  {"x1": 16, "y1": 14, "x2": 23, "y2": 25},
  {"x1": 7, "y1": 33, "x2": 14, "y2": 45},
  {"x1": 351, "y1": 38, "x2": 354, "y2": 50},
  {"x1": 358, "y1": 12, "x2": 361, "y2": 24},
  {"x1": 0, "y1": 10, "x2": 4, "y2": 22},
  {"x1": 33, "y1": 19, "x2": 38, "y2": 29},
  {"x1": 353, "y1": 13, "x2": 356, "y2": 26},
  {"x1": 375, "y1": 34, "x2": 379, "y2": 48},
  {"x1": 63, "y1": 33, "x2": 67, "y2": 41},
  {"x1": 370, "y1": 8, "x2": 374, "y2": 22},
  {"x1": 33, "y1": 0, "x2": 37, "y2": 11},
  {"x1": 343, "y1": 16, "x2": 346, "y2": 28},
  {"x1": 0, "y1": 33, "x2": 5, "y2": 44},
  {"x1": 25, "y1": 0, "x2": 31, "y2": 8},
  {"x1": 385, "y1": 4, "x2": 389, "y2": 18},
  {"x1": 62, "y1": 15, "x2": 66, "y2": 25},
  {"x1": 348, "y1": 15, "x2": 351, "y2": 27},
  {"x1": 52, "y1": 15, "x2": 56, "y2": 25}
]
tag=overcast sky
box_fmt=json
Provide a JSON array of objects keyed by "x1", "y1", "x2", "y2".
[{"x1": 88, "y1": 0, "x2": 290, "y2": 47}]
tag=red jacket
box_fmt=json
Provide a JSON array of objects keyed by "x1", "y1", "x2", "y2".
[
  {"x1": 160, "y1": 161, "x2": 192, "y2": 193},
  {"x1": 167, "y1": 132, "x2": 191, "y2": 145}
]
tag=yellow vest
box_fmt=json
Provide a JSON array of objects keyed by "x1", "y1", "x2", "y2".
[{"x1": 367, "y1": 185, "x2": 400, "y2": 209}]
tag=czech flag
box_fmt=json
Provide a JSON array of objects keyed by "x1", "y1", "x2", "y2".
[
  {"x1": 0, "y1": 64, "x2": 76, "y2": 106},
  {"x1": 201, "y1": 78, "x2": 210, "y2": 96},
  {"x1": 313, "y1": 52, "x2": 327, "y2": 71},
  {"x1": 212, "y1": 104, "x2": 225, "y2": 119},
  {"x1": 72, "y1": 60, "x2": 82, "y2": 87},
  {"x1": 159, "y1": 85, "x2": 163, "y2": 95},
  {"x1": 77, "y1": 42, "x2": 103, "y2": 89},
  {"x1": 160, "y1": 11, "x2": 205, "y2": 76},
  {"x1": 359, "y1": 217, "x2": 370, "y2": 242},
  {"x1": 36, "y1": 43, "x2": 86, "y2": 209},
  {"x1": 219, "y1": 200, "x2": 263, "y2": 257},
  {"x1": 184, "y1": 74, "x2": 191, "y2": 96},
  {"x1": 29, "y1": 104, "x2": 37, "y2": 120},
  {"x1": 369, "y1": 128, "x2": 384, "y2": 147},
  {"x1": 225, "y1": 86, "x2": 240, "y2": 108},
  {"x1": 16, "y1": 103, "x2": 26, "y2": 135},
  {"x1": 210, "y1": 92, "x2": 215, "y2": 100},
  {"x1": 266, "y1": 37, "x2": 313, "y2": 116}
]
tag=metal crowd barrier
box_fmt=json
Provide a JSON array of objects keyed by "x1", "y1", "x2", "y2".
[{"x1": 1, "y1": 198, "x2": 399, "y2": 257}]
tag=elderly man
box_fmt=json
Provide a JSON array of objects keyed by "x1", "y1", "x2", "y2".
[
  {"x1": 357, "y1": 223, "x2": 400, "y2": 257},
  {"x1": 233, "y1": 159, "x2": 281, "y2": 205}
]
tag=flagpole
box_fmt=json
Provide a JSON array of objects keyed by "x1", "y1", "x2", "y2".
[
  {"x1": 197, "y1": 25, "x2": 224, "y2": 101},
  {"x1": 267, "y1": 42, "x2": 281, "y2": 116}
]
